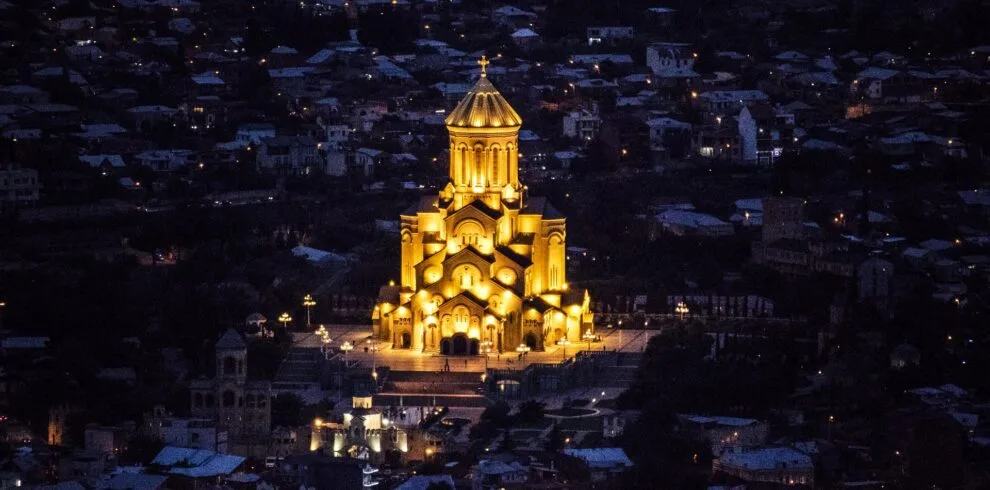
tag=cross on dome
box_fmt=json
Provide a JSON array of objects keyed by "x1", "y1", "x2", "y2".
[{"x1": 478, "y1": 55, "x2": 490, "y2": 77}]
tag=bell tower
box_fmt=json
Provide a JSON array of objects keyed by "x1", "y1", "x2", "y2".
[{"x1": 444, "y1": 55, "x2": 523, "y2": 211}]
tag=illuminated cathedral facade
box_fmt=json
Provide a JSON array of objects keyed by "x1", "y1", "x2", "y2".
[{"x1": 372, "y1": 57, "x2": 594, "y2": 355}]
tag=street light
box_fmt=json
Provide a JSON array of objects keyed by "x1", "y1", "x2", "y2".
[
  {"x1": 582, "y1": 328, "x2": 595, "y2": 351},
  {"x1": 302, "y1": 294, "x2": 317, "y2": 328},
  {"x1": 556, "y1": 338, "x2": 570, "y2": 360},
  {"x1": 319, "y1": 332, "x2": 332, "y2": 359},
  {"x1": 515, "y1": 344, "x2": 531, "y2": 360},
  {"x1": 480, "y1": 340, "x2": 493, "y2": 370},
  {"x1": 675, "y1": 302, "x2": 689, "y2": 320},
  {"x1": 278, "y1": 312, "x2": 292, "y2": 330},
  {"x1": 367, "y1": 338, "x2": 381, "y2": 379},
  {"x1": 340, "y1": 341, "x2": 353, "y2": 365}
]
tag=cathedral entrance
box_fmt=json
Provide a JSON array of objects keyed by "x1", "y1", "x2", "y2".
[
  {"x1": 400, "y1": 333, "x2": 411, "y2": 348},
  {"x1": 523, "y1": 333, "x2": 538, "y2": 349},
  {"x1": 441, "y1": 333, "x2": 480, "y2": 356}
]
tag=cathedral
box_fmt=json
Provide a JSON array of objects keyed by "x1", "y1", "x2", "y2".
[{"x1": 372, "y1": 57, "x2": 594, "y2": 355}]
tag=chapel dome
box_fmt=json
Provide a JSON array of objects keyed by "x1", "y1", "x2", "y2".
[{"x1": 444, "y1": 74, "x2": 522, "y2": 129}]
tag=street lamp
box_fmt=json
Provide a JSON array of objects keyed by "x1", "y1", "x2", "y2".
[
  {"x1": 319, "y1": 332, "x2": 332, "y2": 359},
  {"x1": 367, "y1": 338, "x2": 381, "y2": 380},
  {"x1": 582, "y1": 328, "x2": 595, "y2": 351},
  {"x1": 278, "y1": 312, "x2": 292, "y2": 330},
  {"x1": 480, "y1": 340, "x2": 493, "y2": 370},
  {"x1": 302, "y1": 294, "x2": 317, "y2": 328},
  {"x1": 675, "y1": 302, "x2": 689, "y2": 320},
  {"x1": 340, "y1": 341, "x2": 353, "y2": 365},
  {"x1": 556, "y1": 338, "x2": 570, "y2": 360}
]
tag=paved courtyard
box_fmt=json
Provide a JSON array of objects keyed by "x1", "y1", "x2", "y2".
[{"x1": 293, "y1": 324, "x2": 661, "y2": 372}]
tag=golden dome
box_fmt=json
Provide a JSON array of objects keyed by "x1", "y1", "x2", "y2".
[{"x1": 445, "y1": 66, "x2": 522, "y2": 129}]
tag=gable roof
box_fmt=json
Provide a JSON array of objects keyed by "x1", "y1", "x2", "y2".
[{"x1": 216, "y1": 328, "x2": 246, "y2": 350}]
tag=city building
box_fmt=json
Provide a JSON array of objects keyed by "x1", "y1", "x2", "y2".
[
  {"x1": 309, "y1": 393, "x2": 408, "y2": 461},
  {"x1": 587, "y1": 26, "x2": 634, "y2": 46},
  {"x1": 0, "y1": 165, "x2": 40, "y2": 209},
  {"x1": 562, "y1": 108, "x2": 601, "y2": 141},
  {"x1": 713, "y1": 447, "x2": 814, "y2": 486},
  {"x1": 373, "y1": 57, "x2": 595, "y2": 355},
  {"x1": 678, "y1": 415, "x2": 768, "y2": 456},
  {"x1": 189, "y1": 329, "x2": 271, "y2": 457}
]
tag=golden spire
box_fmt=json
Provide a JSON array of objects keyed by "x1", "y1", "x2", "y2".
[{"x1": 478, "y1": 55, "x2": 490, "y2": 78}]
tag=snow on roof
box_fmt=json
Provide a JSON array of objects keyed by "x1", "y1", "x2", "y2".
[
  {"x1": 657, "y1": 210, "x2": 730, "y2": 228},
  {"x1": 79, "y1": 154, "x2": 126, "y2": 168},
  {"x1": 682, "y1": 415, "x2": 761, "y2": 426},
  {"x1": 395, "y1": 475, "x2": 456, "y2": 490},
  {"x1": 718, "y1": 447, "x2": 813, "y2": 471},
  {"x1": 192, "y1": 72, "x2": 225, "y2": 85},
  {"x1": 306, "y1": 48, "x2": 335, "y2": 64},
  {"x1": 857, "y1": 67, "x2": 898, "y2": 80},
  {"x1": 958, "y1": 189, "x2": 990, "y2": 206},
  {"x1": 646, "y1": 117, "x2": 691, "y2": 129},
  {"x1": 151, "y1": 447, "x2": 244, "y2": 478},
  {"x1": 474, "y1": 459, "x2": 526, "y2": 475},
  {"x1": 698, "y1": 90, "x2": 768, "y2": 102},
  {"x1": 1, "y1": 337, "x2": 50, "y2": 349},
  {"x1": 292, "y1": 245, "x2": 348, "y2": 264},
  {"x1": 734, "y1": 199, "x2": 763, "y2": 211},
  {"x1": 920, "y1": 238, "x2": 953, "y2": 251},
  {"x1": 270, "y1": 45, "x2": 297, "y2": 54},
  {"x1": 902, "y1": 247, "x2": 930, "y2": 258},
  {"x1": 268, "y1": 67, "x2": 316, "y2": 78},
  {"x1": 775, "y1": 50, "x2": 809, "y2": 61},
  {"x1": 511, "y1": 28, "x2": 539, "y2": 38},
  {"x1": 127, "y1": 105, "x2": 177, "y2": 114},
  {"x1": 564, "y1": 448, "x2": 634, "y2": 469}
]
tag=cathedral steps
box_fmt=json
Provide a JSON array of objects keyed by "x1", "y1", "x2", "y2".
[
  {"x1": 373, "y1": 393, "x2": 492, "y2": 408},
  {"x1": 382, "y1": 370, "x2": 486, "y2": 397}
]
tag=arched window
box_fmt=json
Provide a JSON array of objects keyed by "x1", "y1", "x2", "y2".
[
  {"x1": 222, "y1": 391, "x2": 235, "y2": 407},
  {"x1": 223, "y1": 357, "x2": 237, "y2": 376}
]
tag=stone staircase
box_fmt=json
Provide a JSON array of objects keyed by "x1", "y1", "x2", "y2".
[{"x1": 378, "y1": 370, "x2": 489, "y2": 407}]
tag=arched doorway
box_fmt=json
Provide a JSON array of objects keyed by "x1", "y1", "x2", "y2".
[
  {"x1": 400, "y1": 333, "x2": 411, "y2": 348},
  {"x1": 451, "y1": 333, "x2": 468, "y2": 355},
  {"x1": 524, "y1": 333, "x2": 538, "y2": 349},
  {"x1": 469, "y1": 338, "x2": 480, "y2": 355},
  {"x1": 440, "y1": 338, "x2": 451, "y2": 355}
]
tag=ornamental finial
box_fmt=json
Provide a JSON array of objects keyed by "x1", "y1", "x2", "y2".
[{"x1": 478, "y1": 55, "x2": 490, "y2": 77}]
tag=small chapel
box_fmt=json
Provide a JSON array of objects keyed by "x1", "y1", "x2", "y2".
[{"x1": 372, "y1": 56, "x2": 594, "y2": 355}]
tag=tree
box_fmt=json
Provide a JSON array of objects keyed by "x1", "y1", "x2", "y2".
[
  {"x1": 545, "y1": 424, "x2": 566, "y2": 452},
  {"x1": 271, "y1": 393, "x2": 305, "y2": 427},
  {"x1": 514, "y1": 400, "x2": 545, "y2": 425}
]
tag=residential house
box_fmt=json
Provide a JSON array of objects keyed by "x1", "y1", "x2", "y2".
[
  {"x1": 257, "y1": 136, "x2": 320, "y2": 176},
  {"x1": 562, "y1": 109, "x2": 601, "y2": 141},
  {"x1": 713, "y1": 447, "x2": 814, "y2": 487},
  {"x1": 563, "y1": 448, "x2": 633, "y2": 483},
  {"x1": 0, "y1": 165, "x2": 40, "y2": 209},
  {"x1": 587, "y1": 26, "x2": 634, "y2": 46},
  {"x1": 236, "y1": 123, "x2": 277, "y2": 147},
  {"x1": 678, "y1": 415, "x2": 768, "y2": 456}
]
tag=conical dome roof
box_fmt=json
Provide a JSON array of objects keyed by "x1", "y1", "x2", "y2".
[{"x1": 445, "y1": 75, "x2": 522, "y2": 129}]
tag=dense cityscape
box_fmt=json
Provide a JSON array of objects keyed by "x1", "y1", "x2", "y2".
[{"x1": 1, "y1": 0, "x2": 990, "y2": 488}]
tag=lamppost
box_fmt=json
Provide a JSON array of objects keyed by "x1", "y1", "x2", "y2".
[
  {"x1": 675, "y1": 302, "x2": 689, "y2": 320},
  {"x1": 340, "y1": 341, "x2": 353, "y2": 365},
  {"x1": 582, "y1": 328, "x2": 595, "y2": 351},
  {"x1": 367, "y1": 338, "x2": 381, "y2": 380},
  {"x1": 302, "y1": 294, "x2": 317, "y2": 328},
  {"x1": 480, "y1": 340, "x2": 493, "y2": 370},
  {"x1": 319, "y1": 331, "x2": 332, "y2": 360},
  {"x1": 556, "y1": 338, "x2": 571, "y2": 361},
  {"x1": 278, "y1": 312, "x2": 292, "y2": 330}
]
